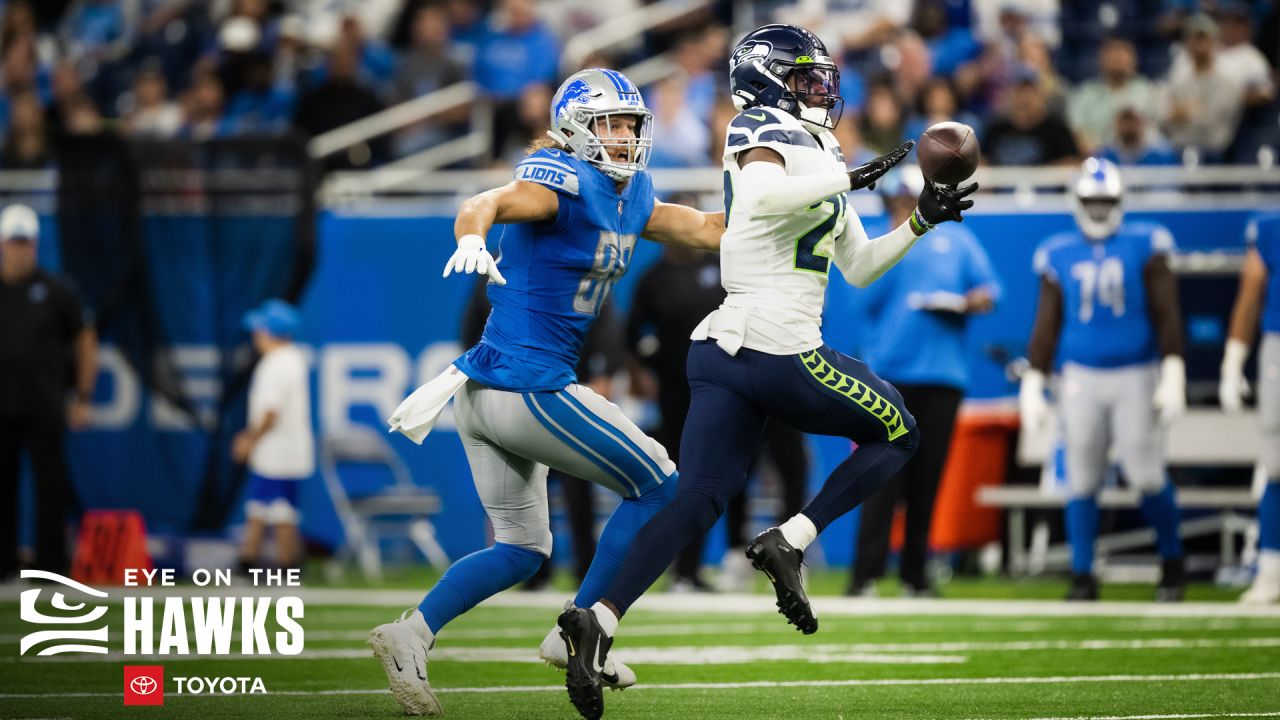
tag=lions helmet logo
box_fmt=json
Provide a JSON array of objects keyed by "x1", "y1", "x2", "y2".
[
  {"x1": 554, "y1": 79, "x2": 599, "y2": 120},
  {"x1": 731, "y1": 41, "x2": 772, "y2": 68}
]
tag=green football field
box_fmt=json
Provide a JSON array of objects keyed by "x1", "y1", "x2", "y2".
[{"x1": 3, "y1": 575, "x2": 1280, "y2": 720}]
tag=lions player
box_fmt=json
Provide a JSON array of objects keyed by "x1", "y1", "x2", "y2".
[
  {"x1": 1220, "y1": 212, "x2": 1280, "y2": 604},
  {"x1": 555, "y1": 25, "x2": 976, "y2": 720},
  {"x1": 368, "y1": 68, "x2": 724, "y2": 715},
  {"x1": 1020, "y1": 158, "x2": 1187, "y2": 602}
]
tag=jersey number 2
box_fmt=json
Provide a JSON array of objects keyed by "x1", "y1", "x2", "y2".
[
  {"x1": 794, "y1": 195, "x2": 846, "y2": 274},
  {"x1": 574, "y1": 231, "x2": 636, "y2": 316},
  {"x1": 1070, "y1": 258, "x2": 1125, "y2": 322}
]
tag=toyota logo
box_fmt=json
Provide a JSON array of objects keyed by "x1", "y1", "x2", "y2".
[{"x1": 130, "y1": 676, "x2": 158, "y2": 695}]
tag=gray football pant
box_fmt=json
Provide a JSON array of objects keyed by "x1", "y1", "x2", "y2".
[
  {"x1": 1058, "y1": 362, "x2": 1165, "y2": 497},
  {"x1": 453, "y1": 380, "x2": 676, "y2": 556},
  {"x1": 1260, "y1": 333, "x2": 1280, "y2": 477}
]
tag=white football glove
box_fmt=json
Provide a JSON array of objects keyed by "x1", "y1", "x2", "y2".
[
  {"x1": 1018, "y1": 368, "x2": 1050, "y2": 433},
  {"x1": 443, "y1": 234, "x2": 506, "y2": 285},
  {"x1": 1153, "y1": 355, "x2": 1186, "y2": 425},
  {"x1": 1218, "y1": 338, "x2": 1250, "y2": 413}
]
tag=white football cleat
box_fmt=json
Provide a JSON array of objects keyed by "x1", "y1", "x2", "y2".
[
  {"x1": 369, "y1": 609, "x2": 442, "y2": 715},
  {"x1": 539, "y1": 603, "x2": 636, "y2": 690},
  {"x1": 1241, "y1": 553, "x2": 1280, "y2": 605}
]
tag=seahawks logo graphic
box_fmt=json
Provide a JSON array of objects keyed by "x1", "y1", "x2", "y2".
[
  {"x1": 19, "y1": 570, "x2": 110, "y2": 655},
  {"x1": 554, "y1": 79, "x2": 600, "y2": 120},
  {"x1": 731, "y1": 41, "x2": 772, "y2": 68}
]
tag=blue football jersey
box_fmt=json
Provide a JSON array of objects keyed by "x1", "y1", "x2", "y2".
[
  {"x1": 453, "y1": 148, "x2": 655, "y2": 392},
  {"x1": 1034, "y1": 222, "x2": 1175, "y2": 369},
  {"x1": 1246, "y1": 212, "x2": 1280, "y2": 334}
]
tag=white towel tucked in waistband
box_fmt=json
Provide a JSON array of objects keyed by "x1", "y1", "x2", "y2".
[
  {"x1": 690, "y1": 306, "x2": 748, "y2": 356},
  {"x1": 387, "y1": 364, "x2": 469, "y2": 445}
]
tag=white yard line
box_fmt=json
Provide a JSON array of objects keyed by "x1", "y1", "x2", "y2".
[
  {"x1": 8, "y1": 636, "x2": 1280, "y2": 664},
  {"x1": 5, "y1": 584, "x2": 1279, "y2": 617},
  {"x1": 0, "y1": 672, "x2": 1277, "y2": 699},
  {"x1": 1017, "y1": 713, "x2": 1280, "y2": 720}
]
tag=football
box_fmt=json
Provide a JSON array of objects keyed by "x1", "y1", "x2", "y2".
[{"x1": 917, "y1": 121, "x2": 980, "y2": 185}]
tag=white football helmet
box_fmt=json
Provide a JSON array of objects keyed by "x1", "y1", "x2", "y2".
[
  {"x1": 1072, "y1": 157, "x2": 1124, "y2": 241},
  {"x1": 547, "y1": 68, "x2": 653, "y2": 182}
]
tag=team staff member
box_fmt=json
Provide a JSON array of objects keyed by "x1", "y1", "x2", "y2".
[
  {"x1": 850, "y1": 166, "x2": 1000, "y2": 597},
  {"x1": 0, "y1": 203, "x2": 98, "y2": 579}
]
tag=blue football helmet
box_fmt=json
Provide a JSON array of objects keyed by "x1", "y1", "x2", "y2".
[
  {"x1": 547, "y1": 68, "x2": 653, "y2": 182},
  {"x1": 728, "y1": 24, "x2": 843, "y2": 132},
  {"x1": 1073, "y1": 157, "x2": 1124, "y2": 240}
]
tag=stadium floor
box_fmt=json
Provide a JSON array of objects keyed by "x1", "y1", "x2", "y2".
[{"x1": 3, "y1": 575, "x2": 1279, "y2": 720}]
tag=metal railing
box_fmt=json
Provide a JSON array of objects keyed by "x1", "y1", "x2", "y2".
[
  {"x1": 561, "y1": 0, "x2": 713, "y2": 73},
  {"x1": 307, "y1": 81, "x2": 479, "y2": 161}
]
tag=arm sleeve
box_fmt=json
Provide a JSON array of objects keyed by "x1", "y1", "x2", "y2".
[
  {"x1": 735, "y1": 161, "x2": 852, "y2": 217},
  {"x1": 832, "y1": 212, "x2": 923, "y2": 288}
]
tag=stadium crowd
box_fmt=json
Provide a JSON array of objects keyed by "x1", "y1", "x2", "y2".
[{"x1": 0, "y1": 0, "x2": 1277, "y2": 172}]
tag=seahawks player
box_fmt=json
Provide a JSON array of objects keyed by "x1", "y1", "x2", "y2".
[
  {"x1": 1020, "y1": 158, "x2": 1186, "y2": 602},
  {"x1": 1220, "y1": 212, "x2": 1280, "y2": 604},
  {"x1": 554, "y1": 25, "x2": 976, "y2": 720},
  {"x1": 368, "y1": 68, "x2": 724, "y2": 716}
]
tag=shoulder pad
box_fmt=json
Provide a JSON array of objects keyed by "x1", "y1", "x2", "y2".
[
  {"x1": 1033, "y1": 233, "x2": 1076, "y2": 277},
  {"x1": 514, "y1": 149, "x2": 580, "y2": 196},
  {"x1": 726, "y1": 107, "x2": 820, "y2": 152}
]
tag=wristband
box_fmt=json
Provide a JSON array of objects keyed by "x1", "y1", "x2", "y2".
[{"x1": 909, "y1": 209, "x2": 933, "y2": 236}]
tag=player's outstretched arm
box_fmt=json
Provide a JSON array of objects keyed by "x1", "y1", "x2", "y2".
[
  {"x1": 642, "y1": 200, "x2": 725, "y2": 251},
  {"x1": 1220, "y1": 249, "x2": 1268, "y2": 411},
  {"x1": 448, "y1": 181, "x2": 560, "y2": 284}
]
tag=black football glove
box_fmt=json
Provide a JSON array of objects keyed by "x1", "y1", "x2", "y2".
[
  {"x1": 915, "y1": 181, "x2": 978, "y2": 228},
  {"x1": 848, "y1": 140, "x2": 914, "y2": 191}
]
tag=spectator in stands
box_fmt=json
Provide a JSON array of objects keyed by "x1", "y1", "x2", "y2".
[
  {"x1": 972, "y1": 0, "x2": 1059, "y2": 48},
  {"x1": 392, "y1": 3, "x2": 468, "y2": 156},
  {"x1": 1069, "y1": 38, "x2": 1161, "y2": 154},
  {"x1": 0, "y1": 203, "x2": 98, "y2": 580},
  {"x1": 58, "y1": 0, "x2": 137, "y2": 64},
  {"x1": 1098, "y1": 105, "x2": 1179, "y2": 166},
  {"x1": 492, "y1": 80, "x2": 551, "y2": 165},
  {"x1": 850, "y1": 166, "x2": 999, "y2": 598},
  {"x1": 1, "y1": 0, "x2": 38, "y2": 51},
  {"x1": 860, "y1": 81, "x2": 907, "y2": 155},
  {"x1": 0, "y1": 34, "x2": 44, "y2": 135},
  {"x1": 60, "y1": 92, "x2": 103, "y2": 135},
  {"x1": 1210, "y1": 3, "x2": 1274, "y2": 108},
  {"x1": 124, "y1": 61, "x2": 182, "y2": 137},
  {"x1": 179, "y1": 66, "x2": 227, "y2": 140},
  {"x1": 1017, "y1": 32, "x2": 1066, "y2": 115},
  {"x1": 472, "y1": 0, "x2": 558, "y2": 161},
  {"x1": 1162, "y1": 14, "x2": 1246, "y2": 160},
  {"x1": 983, "y1": 66, "x2": 1080, "y2": 166},
  {"x1": 221, "y1": 52, "x2": 296, "y2": 134},
  {"x1": 646, "y1": 74, "x2": 711, "y2": 169},
  {"x1": 906, "y1": 76, "x2": 984, "y2": 143},
  {"x1": 294, "y1": 37, "x2": 387, "y2": 170},
  {"x1": 1, "y1": 92, "x2": 50, "y2": 168},
  {"x1": 778, "y1": 0, "x2": 912, "y2": 63},
  {"x1": 668, "y1": 25, "x2": 724, "y2": 123},
  {"x1": 912, "y1": 0, "x2": 982, "y2": 78}
]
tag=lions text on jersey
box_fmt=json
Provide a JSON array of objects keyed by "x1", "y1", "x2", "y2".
[
  {"x1": 454, "y1": 148, "x2": 655, "y2": 392},
  {"x1": 1034, "y1": 222, "x2": 1175, "y2": 369}
]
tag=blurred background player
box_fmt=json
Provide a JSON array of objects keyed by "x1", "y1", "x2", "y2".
[
  {"x1": 1220, "y1": 212, "x2": 1280, "y2": 604},
  {"x1": 370, "y1": 68, "x2": 724, "y2": 715},
  {"x1": 0, "y1": 203, "x2": 96, "y2": 579},
  {"x1": 626, "y1": 233, "x2": 810, "y2": 592},
  {"x1": 232, "y1": 299, "x2": 313, "y2": 572},
  {"x1": 556, "y1": 25, "x2": 978, "y2": 719},
  {"x1": 850, "y1": 165, "x2": 1000, "y2": 598},
  {"x1": 1019, "y1": 158, "x2": 1186, "y2": 602}
]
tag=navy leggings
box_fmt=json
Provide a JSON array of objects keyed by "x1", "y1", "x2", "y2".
[{"x1": 603, "y1": 340, "x2": 919, "y2": 613}]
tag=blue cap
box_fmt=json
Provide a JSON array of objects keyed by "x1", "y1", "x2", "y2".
[{"x1": 242, "y1": 299, "x2": 300, "y2": 338}]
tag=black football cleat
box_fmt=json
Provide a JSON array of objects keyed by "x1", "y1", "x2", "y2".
[
  {"x1": 557, "y1": 606, "x2": 611, "y2": 720},
  {"x1": 746, "y1": 528, "x2": 817, "y2": 634},
  {"x1": 1156, "y1": 557, "x2": 1186, "y2": 603},
  {"x1": 1065, "y1": 573, "x2": 1099, "y2": 601}
]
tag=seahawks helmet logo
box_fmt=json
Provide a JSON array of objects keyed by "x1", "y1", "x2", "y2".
[
  {"x1": 731, "y1": 41, "x2": 772, "y2": 68},
  {"x1": 554, "y1": 79, "x2": 599, "y2": 120}
]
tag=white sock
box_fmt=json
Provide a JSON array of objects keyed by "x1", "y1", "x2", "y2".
[
  {"x1": 409, "y1": 609, "x2": 435, "y2": 643},
  {"x1": 590, "y1": 602, "x2": 619, "y2": 637},
  {"x1": 1260, "y1": 550, "x2": 1280, "y2": 578},
  {"x1": 778, "y1": 514, "x2": 818, "y2": 552}
]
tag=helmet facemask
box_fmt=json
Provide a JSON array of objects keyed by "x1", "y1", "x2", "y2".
[
  {"x1": 782, "y1": 64, "x2": 843, "y2": 132},
  {"x1": 1072, "y1": 158, "x2": 1125, "y2": 241},
  {"x1": 550, "y1": 107, "x2": 653, "y2": 182}
]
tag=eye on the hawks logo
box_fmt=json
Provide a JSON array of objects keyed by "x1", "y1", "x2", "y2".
[
  {"x1": 125, "y1": 666, "x2": 165, "y2": 706},
  {"x1": 19, "y1": 570, "x2": 110, "y2": 655}
]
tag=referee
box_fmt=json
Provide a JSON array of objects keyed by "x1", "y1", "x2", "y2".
[{"x1": 0, "y1": 203, "x2": 98, "y2": 579}]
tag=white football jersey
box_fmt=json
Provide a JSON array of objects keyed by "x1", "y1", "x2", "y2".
[{"x1": 693, "y1": 106, "x2": 853, "y2": 355}]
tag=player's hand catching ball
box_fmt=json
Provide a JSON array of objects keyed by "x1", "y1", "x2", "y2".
[
  {"x1": 848, "y1": 141, "x2": 914, "y2": 191},
  {"x1": 444, "y1": 234, "x2": 507, "y2": 285},
  {"x1": 916, "y1": 182, "x2": 978, "y2": 227}
]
